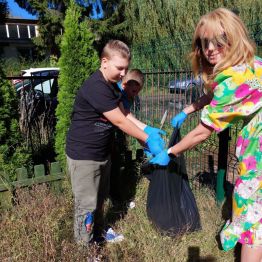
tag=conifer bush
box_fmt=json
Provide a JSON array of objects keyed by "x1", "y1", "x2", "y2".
[
  {"x1": 0, "y1": 66, "x2": 31, "y2": 180},
  {"x1": 55, "y1": 0, "x2": 99, "y2": 168}
]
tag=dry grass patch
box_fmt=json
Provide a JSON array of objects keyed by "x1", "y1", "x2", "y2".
[
  {"x1": 104, "y1": 178, "x2": 236, "y2": 262},
  {"x1": 0, "y1": 182, "x2": 99, "y2": 261},
  {"x1": 0, "y1": 177, "x2": 237, "y2": 261}
]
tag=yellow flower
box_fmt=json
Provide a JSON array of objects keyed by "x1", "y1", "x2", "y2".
[
  {"x1": 239, "y1": 162, "x2": 247, "y2": 176},
  {"x1": 209, "y1": 112, "x2": 242, "y2": 130},
  {"x1": 243, "y1": 101, "x2": 255, "y2": 107},
  {"x1": 256, "y1": 67, "x2": 262, "y2": 78}
]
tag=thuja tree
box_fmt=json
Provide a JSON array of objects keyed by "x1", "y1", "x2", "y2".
[
  {"x1": 0, "y1": 67, "x2": 31, "y2": 180},
  {"x1": 55, "y1": 0, "x2": 99, "y2": 168}
]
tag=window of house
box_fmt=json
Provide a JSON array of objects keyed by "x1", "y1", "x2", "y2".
[
  {"x1": 0, "y1": 25, "x2": 7, "y2": 39},
  {"x1": 19, "y1": 25, "x2": 28, "y2": 39},
  {"x1": 29, "y1": 25, "x2": 36, "y2": 38},
  {"x1": 8, "y1": 24, "x2": 18, "y2": 38}
]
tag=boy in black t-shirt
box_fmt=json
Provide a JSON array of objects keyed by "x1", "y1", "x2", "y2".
[{"x1": 66, "y1": 40, "x2": 165, "y2": 246}]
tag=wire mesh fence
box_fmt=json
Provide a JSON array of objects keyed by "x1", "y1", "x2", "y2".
[
  {"x1": 130, "y1": 69, "x2": 241, "y2": 191},
  {"x1": 131, "y1": 22, "x2": 262, "y2": 190}
]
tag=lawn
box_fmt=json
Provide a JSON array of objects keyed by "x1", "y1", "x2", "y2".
[{"x1": 0, "y1": 174, "x2": 238, "y2": 261}]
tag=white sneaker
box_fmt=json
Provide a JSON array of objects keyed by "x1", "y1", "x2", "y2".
[
  {"x1": 128, "y1": 201, "x2": 135, "y2": 209},
  {"x1": 105, "y1": 228, "x2": 124, "y2": 243}
]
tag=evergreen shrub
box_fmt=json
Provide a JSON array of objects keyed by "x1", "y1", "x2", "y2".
[
  {"x1": 0, "y1": 67, "x2": 31, "y2": 181},
  {"x1": 55, "y1": 0, "x2": 99, "y2": 168}
]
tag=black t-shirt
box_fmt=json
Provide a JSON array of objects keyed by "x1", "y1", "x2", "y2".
[{"x1": 66, "y1": 70, "x2": 121, "y2": 161}]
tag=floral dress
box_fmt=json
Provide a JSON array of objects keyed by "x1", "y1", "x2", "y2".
[{"x1": 201, "y1": 56, "x2": 262, "y2": 251}]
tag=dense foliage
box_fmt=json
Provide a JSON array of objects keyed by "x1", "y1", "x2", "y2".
[
  {"x1": 55, "y1": 0, "x2": 99, "y2": 167},
  {"x1": 125, "y1": 0, "x2": 262, "y2": 69},
  {"x1": 14, "y1": 0, "x2": 68, "y2": 58},
  {"x1": 0, "y1": 0, "x2": 8, "y2": 23},
  {"x1": 0, "y1": 67, "x2": 31, "y2": 180},
  {"x1": 12, "y1": 1, "x2": 262, "y2": 67},
  {"x1": 13, "y1": 0, "x2": 123, "y2": 58}
]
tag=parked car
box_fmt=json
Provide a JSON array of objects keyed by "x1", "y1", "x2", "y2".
[
  {"x1": 168, "y1": 74, "x2": 203, "y2": 107},
  {"x1": 13, "y1": 67, "x2": 60, "y2": 93},
  {"x1": 12, "y1": 67, "x2": 60, "y2": 118}
]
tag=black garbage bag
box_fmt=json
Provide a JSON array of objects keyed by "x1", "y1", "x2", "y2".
[{"x1": 142, "y1": 127, "x2": 201, "y2": 237}]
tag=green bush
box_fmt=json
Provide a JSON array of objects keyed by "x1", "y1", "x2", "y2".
[
  {"x1": 0, "y1": 67, "x2": 31, "y2": 181},
  {"x1": 1, "y1": 57, "x2": 51, "y2": 76},
  {"x1": 55, "y1": 0, "x2": 99, "y2": 168}
]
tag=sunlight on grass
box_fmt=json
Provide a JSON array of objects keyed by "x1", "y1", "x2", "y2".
[
  {"x1": 0, "y1": 177, "x2": 236, "y2": 261},
  {"x1": 105, "y1": 178, "x2": 235, "y2": 262}
]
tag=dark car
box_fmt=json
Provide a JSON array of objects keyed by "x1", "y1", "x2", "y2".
[
  {"x1": 168, "y1": 74, "x2": 203, "y2": 108},
  {"x1": 12, "y1": 67, "x2": 60, "y2": 118}
]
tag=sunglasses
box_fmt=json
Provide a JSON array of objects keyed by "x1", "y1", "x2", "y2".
[{"x1": 196, "y1": 33, "x2": 227, "y2": 50}]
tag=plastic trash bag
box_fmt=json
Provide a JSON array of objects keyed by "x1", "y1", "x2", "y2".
[{"x1": 142, "y1": 128, "x2": 201, "y2": 237}]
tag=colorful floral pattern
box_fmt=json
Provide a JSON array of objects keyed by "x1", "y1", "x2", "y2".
[{"x1": 201, "y1": 56, "x2": 262, "y2": 251}]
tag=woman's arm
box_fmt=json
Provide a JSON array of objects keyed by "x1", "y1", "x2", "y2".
[
  {"x1": 183, "y1": 93, "x2": 213, "y2": 115},
  {"x1": 168, "y1": 122, "x2": 213, "y2": 156}
]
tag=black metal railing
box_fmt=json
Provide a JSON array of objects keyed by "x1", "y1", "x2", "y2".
[{"x1": 6, "y1": 75, "x2": 58, "y2": 165}]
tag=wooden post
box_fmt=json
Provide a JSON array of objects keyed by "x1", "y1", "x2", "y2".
[
  {"x1": 34, "y1": 164, "x2": 45, "y2": 177},
  {"x1": 136, "y1": 149, "x2": 144, "y2": 163},
  {"x1": 216, "y1": 128, "x2": 230, "y2": 204},
  {"x1": 16, "y1": 167, "x2": 28, "y2": 180},
  {"x1": 50, "y1": 162, "x2": 63, "y2": 193},
  {"x1": 0, "y1": 171, "x2": 13, "y2": 209}
]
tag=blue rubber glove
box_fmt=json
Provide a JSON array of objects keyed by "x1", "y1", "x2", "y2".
[
  {"x1": 146, "y1": 133, "x2": 165, "y2": 156},
  {"x1": 149, "y1": 149, "x2": 170, "y2": 166},
  {"x1": 144, "y1": 125, "x2": 166, "y2": 136},
  {"x1": 171, "y1": 111, "x2": 187, "y2": 128},
  {"x1": 144, "y1": 148, "x2": 153, "y2": 159}
]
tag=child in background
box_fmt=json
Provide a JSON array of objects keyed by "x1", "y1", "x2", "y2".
[
  {"x1": 110, "y1": 69, "x2": 165, "y2": 206},
  {"x1": 117, "y1": 69, "x2": 144, "y2": 113}
]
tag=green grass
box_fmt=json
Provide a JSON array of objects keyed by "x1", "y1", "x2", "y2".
[{"x1": 0, "y1": 173, "x2": 238, "y2": 261}]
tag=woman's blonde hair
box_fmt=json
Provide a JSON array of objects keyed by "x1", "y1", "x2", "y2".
[{"x1": 190, "y1": 8, "x2": 255, "y2": 87}]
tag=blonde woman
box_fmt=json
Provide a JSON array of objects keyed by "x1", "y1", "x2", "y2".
[{"x1": 150, "y1": 8, "x2": 262, "y2": 261}]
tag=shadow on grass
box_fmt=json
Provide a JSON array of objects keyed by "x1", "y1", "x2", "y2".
[
  {"x1": 106, "y1": 153, "x2": 143, "y2": 226},
  {"x1": 187, "y1": 246, "x2": 217, "y2": 261},
  {"x1": 192, "y1": 154, "x2": 241, "y2": 262}
]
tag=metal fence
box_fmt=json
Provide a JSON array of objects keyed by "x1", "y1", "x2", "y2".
[
  {"x1": 6, "y1": 71, "x2": 243, "y2": 193},
  {"x1": 131, "y1": 70, "x2": 240, "y2": 193},
  {"x1": 6, "y1": 75, "x2": 58, "y2": 166},
  {"x1": 130, "y1": 22, "x2": 262, "y2": 192}
]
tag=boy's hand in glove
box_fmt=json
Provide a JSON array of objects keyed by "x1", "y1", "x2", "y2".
[
  {"x1": 144, "y1": 125, "x2": 166, "y2": 136},
  {"x1": 146, "y1": 133, "x2": 165, "y2": 156},
  {"x1": 149, "y1": 149, "x2": 171, "y2": 166}
]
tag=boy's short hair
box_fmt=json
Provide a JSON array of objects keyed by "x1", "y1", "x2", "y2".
[
  {"x1": 101, "y1": 40, "x2": 131, "y2": 61},
  {"x1": 122, "y1": 69, "x2": 144, "y2": 88}
]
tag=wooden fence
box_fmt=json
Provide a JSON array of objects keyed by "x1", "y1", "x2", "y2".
[{"x1": 0, "y1": 162, "x2": 64, "y2": 209}]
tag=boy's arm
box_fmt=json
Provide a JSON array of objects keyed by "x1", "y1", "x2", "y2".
[
  {"x1": 118, "y1": 100, "x2": 146, "y2": 130},
  {"x1": 125, "y1": 112, "x2": 147, "y2": 130},
  {"x1": 103, "y1": 107, "x2": 148, "y2": 142}
]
